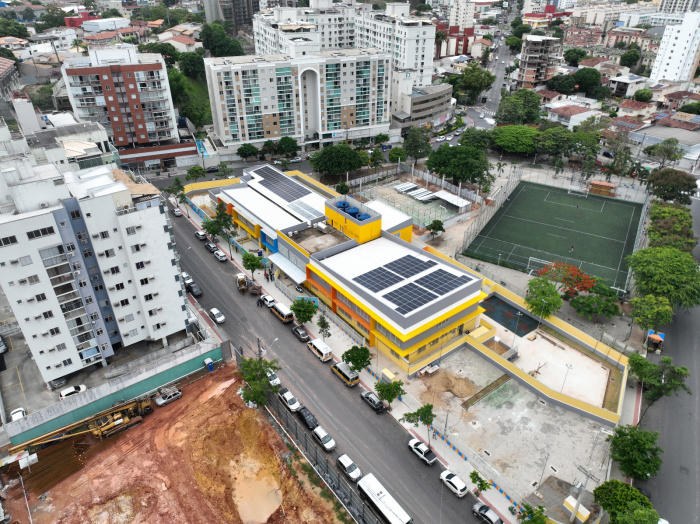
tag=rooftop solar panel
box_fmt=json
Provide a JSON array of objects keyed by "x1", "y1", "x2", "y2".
[
  {"x1": 254, "y1": 166, "x2": 311, "y2": 202},
  {"x1": 383, "y1": 283, "x2": 438, "y2": 315},
  {"x1": 354, "y1": 267, "x2": 404, "y2": 292},
  {"x1": 415, "y1": 269, "x2": 471, "y2": 295},
  {"x1": 384, "y1": 255, "x2": 437, "y2": 278}
]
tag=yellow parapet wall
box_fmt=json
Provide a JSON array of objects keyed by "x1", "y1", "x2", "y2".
[{"x1": 184, "y1": 178, "x2": 240, "y2": 193}]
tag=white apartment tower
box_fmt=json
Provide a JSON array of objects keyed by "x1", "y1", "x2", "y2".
[
  {"x1": 0, "y1": 122, "x2": 187, "y2": 385},
  {"x1": 659, "y1": 0, "x2": 699, "y2": 13},
  {"x1": 449, "y1": 0, "x2": 475, "y2": 31},
  {"x1": 650, "y1": 13, "x2": 700, "y2": 83},
  {"x1": 204, "y1": 49, "x2": 391, "y2": 149}
]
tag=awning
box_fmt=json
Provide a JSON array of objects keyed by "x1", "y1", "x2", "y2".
[
  {"x1": 269, "y1": 252, "x2": 307, "y2": 285},
  {"x1": 434, "y1": 190, "x2": 471, "y2": 210}
]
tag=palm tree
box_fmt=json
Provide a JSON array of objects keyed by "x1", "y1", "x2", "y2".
[
  {"x1": 72, "y1": 39, "x2": 87, "y2": 53},
  {"x1": 495, "y1": 161, "x2": 506, "y2": 178},
  {"x1": 434, "y1": 30, "x2": 447, "y2": 58}
]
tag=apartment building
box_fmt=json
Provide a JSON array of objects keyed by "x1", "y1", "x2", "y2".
[
  {"x1": 449, "y1": 0, "x2": 475, "y2": 31},
  {"x1": 203, "y1": 0, "x2": 259, "y2": 33},
  {"x1": 204, "y1": 48, "x2": 391, "y2": 151},
  {"x1": 0, "y1": 135, "x2": 187, "y2": 385},
  {"x1": 570, "y1": 3, "x2": 657, "y2": 26},
  {"x1": 650, "y1": 13, "x2": 700, "y2": 83},
  {"x1": 390, "y1": 83, "x2": 453, "y2": 134},
  {"x1": 659, "y1": 0, "x2": 699, "y2": 13},
  {"x1": 515, "y1": 35, "x2": 563, "y2": 90}
]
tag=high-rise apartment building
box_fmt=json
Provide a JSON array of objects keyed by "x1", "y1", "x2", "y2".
[
  {"x1": 0, "y1": 120, "x2": 187, "y2": 384},
  {"x1": 204, "y1": 0, "x2": 259, "y2": 33},
  {"x1": 449, "y1": 0, "x2": 475, "y2": 30},
  {"x1": 659, "y1": 0, "x2": 699, "y2": 14},
  {"x1": 204, "y1": 48, "x2": 391, "y2": 150},
  {"x1": 515, "y1": 35, "x2": 563, "y2": 90},
  {"x1": 650, "y1": 13, "x2": 700, "y2": 83}
]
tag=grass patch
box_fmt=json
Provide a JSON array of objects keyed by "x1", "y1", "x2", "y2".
[
  {"x1": 461, "y1": 375, "x2": 511, "y2": 410},
  {"x1": 177, "y1": 77, "x2": 212, "y2": 128},
  {"x1": 540, "y1": 325, "x2": 623, "y2": 412}
]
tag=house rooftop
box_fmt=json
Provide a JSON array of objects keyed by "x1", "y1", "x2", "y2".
[
  {"x1": 619, "y1": 99, "x2": 653, "y2": 110},
  {"x1": 550, "y1": 105, "x2": 593, "y2": 117},
  {"x1": 578, "y1": 57, "x2": 610, "y2": 67}
]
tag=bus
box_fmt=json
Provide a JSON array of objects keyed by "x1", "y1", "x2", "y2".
[
  {"x1": 271, "y1": 303, "x2": 294, "y2": 324},
  {"x1": 357, "y1": 473, "x2": 413, "y2": 524}
]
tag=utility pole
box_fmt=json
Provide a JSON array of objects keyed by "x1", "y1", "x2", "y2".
[{"x1": 569, "y1": 468, "x2": 592, "y2": 524}]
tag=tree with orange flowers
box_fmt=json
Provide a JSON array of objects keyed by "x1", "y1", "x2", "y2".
[{"x1": 537, "y1": 262, "x2": 596, "y2": 298}]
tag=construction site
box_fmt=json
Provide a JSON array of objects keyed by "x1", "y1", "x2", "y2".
[{"x1": 0, "y1": 365, "x2": 342, "y2": 524}]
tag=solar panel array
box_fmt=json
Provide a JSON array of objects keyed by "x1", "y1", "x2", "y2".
[
  {"x1": 385, "y1": 255, "x2": 437, "y2": 278},
  {"x1": 383, "y1": 283, "x2": 438, "y2": 315},
  {"x1": 353, "y1": 267, "x2": 404, "y2": 292},
  {"x1": 289, "y1": 201, "x2": 323, "y2": 221},
  {"x1": 254, "y1": 166, "x2": 311, "y2": 202},
  {"x1": 415, "y1": 269, "x2": 472, "y2": 295}
]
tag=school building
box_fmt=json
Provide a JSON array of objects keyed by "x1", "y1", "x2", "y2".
[{"x1": 208, "y1": 164, "x2": 486, "y2": 372}]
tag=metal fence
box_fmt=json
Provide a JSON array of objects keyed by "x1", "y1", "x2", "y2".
[
  {"x1": 347, "y1": 167, "x2": 400, "y2": 188},
  {"x1": 398, "y1": 161, "x2": 483, "y2": 204},
  {"x1": 626, "y1": 192, "x2": 652, "y2": 291}
]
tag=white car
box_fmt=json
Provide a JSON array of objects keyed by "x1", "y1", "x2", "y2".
[
  {"x1": 446, "y1": 134, "x2": 455, "y2": 141},
  {"x1": 290, "y1": 157, "x2": 302, "y2": 163},
  {"x1": 261, "y1": 295, "x2": 275, "y2": 308},
  {"x1": 440, "y1": 470, "x2": 469, "y2": 497},
  {"x1": 208, "y1": 308, "x2": 225, "y2": 324},
  {"x1": 181, "y1": 272, "x2": 194, "y2": 287},
  {"x1": 278, "y1": 387, "x2": 301, "y2": 412},
  {"x1": 436, "y1": 136, "x2": 446, "y2": 142},
  {"x1": 479, "y1": 113, "x2": 485, "y2": 119},
  {"x1": 336, "y1": 454, "x2": 361, "y2": 481},
  {"x1": 267, "y1": 370, "x2": 281, "y2": 386},
  {"x1": 59, "y1": 385, "x2": 87, "y2": 401},
  {"x1": 10, "y1": 407, "x2": 26, "y2": 421},
  {"x1": 313, "y1": 426, "x2": 336, "y2": 451},
  {"x1": 171, "y1": 207, "x2": 183, "y2": 217},
  {"x1": 213, "y1": 250, "x2": 227, "y2": 262}
]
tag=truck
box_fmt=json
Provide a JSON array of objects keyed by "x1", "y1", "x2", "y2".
[
  {"x1": 236, "y1": 273, "x2": 248, "y2": 294},
  {"x1": 408, "y1": 438, "x2": 437, "y2": 465}
]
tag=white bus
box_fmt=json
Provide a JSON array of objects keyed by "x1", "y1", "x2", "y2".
[{"x1": 357, "y1": 473, "x2": 413, "y2": 524}]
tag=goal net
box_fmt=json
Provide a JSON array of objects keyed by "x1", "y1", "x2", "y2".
[
  {"x1": 527, "y1": 257, "x2": 552, "y2": 274},
  {"x1": 567, "y1": 187, "x2": 589, "y2": 198}
]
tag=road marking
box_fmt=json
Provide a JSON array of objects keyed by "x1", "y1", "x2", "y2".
[{"x1": 546, "y1": 233, "x2": 567, "y2": 239}]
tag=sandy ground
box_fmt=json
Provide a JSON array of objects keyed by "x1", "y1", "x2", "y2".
[{"x1": 2, "y1": 365, "x2": 341, "y2": 524}]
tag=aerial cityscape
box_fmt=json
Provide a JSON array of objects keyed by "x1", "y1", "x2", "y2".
[{"x1": 0, "y1": 0, "x2": 697, "y2": 522}]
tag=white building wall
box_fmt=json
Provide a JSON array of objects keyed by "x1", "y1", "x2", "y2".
[
  {"x1": 82, "y1": 18, "x2": 130, "y2": 33},
  {"x1": 650, "y1": 13, "x2": 700, "y2": 83},
  {"x1": 449, "y1": 0, "x2": 475, "y2": 30}
]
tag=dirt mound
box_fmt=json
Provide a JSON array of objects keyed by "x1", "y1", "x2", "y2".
[
  {"x1": 420, "y1": 371, "x2": 478, "y2": 408},
  {"x1": 2, "y1": 365, "x2": 340, "y2": 524}
]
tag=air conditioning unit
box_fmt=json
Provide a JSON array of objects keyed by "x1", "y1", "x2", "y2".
[
  {"x1": 40, "y1": 202, "x2": 49, "y2": 209},
  {"x1": 74, "y1": 270, "x2": 81, "y2": 276},
  {"x1": 67, "y1": 252, "x2": 75, "y2": 258},
  {"x1": 103, "y1": 270, "x2": 110, "y2": 274},
  {"x1": 55, "y1": 363, "x2": 62, "y2": 367},
  {"x1": 49, "y1": 347, "x2": 56, "y2": 351},
  {"x1": 18, "y1": 279, "x2": 27, "y2": 284},
  {"x1": 124, "y1": 332, "x2": 130, "y2": 336},
  {"x1": 140, "y1": 243, "x2": 147, "y2": 247},
  {"x1": 27, "y1": 297, "x2": 35, "y2": 302},
  {"x1": 81, "y1": 239, "x2": 88, "y2": 244},
  {"x1": 157, "y1": 306, "x2": 163, "y2": 311},
  {"x1": 135, "y1": 225, "x2": 142, "y2": 229},
  {"x1": 42, "y1": 331, "x2": 49, "y2": 336},
  {"x1": 98, "y1": 252, "x2": 105, "y2": 257},
  {"x1": 148, "y1": 275, "x2": 155, "y2": 280},
  {"x1": 153, "y1": 292, "x2": 159, "y2": 296},
  {"x1": 108, "y1": 286, "x2": 115, "y2": 290},
  {"x1": 118, "y1": 317, "x2": 125, "y2": 322},
  {"x1": 34, "y1": 314, "x2": 42, "y2": 319},
  {"x1": 161, "y1": 321, "x2": 167, "y2": 325},
  {"x1": 92, "y1": 234, "x2": 100, "y2": 239},
  {"x1": 10, "y1": 259, "x2": 18, "y2": 265},
  {"x1": 113, "y1": 302, "x2": 120, "y2": 307},
  {"x1": 145, "y1": 259, "x2": 151, "y2": 264}
]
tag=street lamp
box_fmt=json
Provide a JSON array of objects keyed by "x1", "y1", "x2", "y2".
[{"x1": 561, "y1": 364, "x2": 573, "y2": 393}]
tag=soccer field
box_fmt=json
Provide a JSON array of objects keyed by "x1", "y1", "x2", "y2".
[{"x1": 464, "y1": 182, "x2": 643, "y2": 288}]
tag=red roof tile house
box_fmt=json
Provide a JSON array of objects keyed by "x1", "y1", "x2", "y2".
[
  {"x1": 470, "y1": 38, "x2": 492, "y2": 59},
  {"x1": 618, "y1": 99, "x2": 655, "y2": 118},
  {"x1": 663, "y1": 91, "x2": 700, "y2": 109},
  {"x1": 547, "y1": 105, "x2": 598, "y2": 129},
  {"x1": 82, "y1": 31, "x2": 118, "y2": 45},
  {"x1": 609, "y1": 115, "x2": 646, "y2": 133},
  {"x1": 534, "y1": 89, "x2": 565, "y2": 104},
  {"x1": 161, "y1": 34, "x2": 201, "y2": 53}
]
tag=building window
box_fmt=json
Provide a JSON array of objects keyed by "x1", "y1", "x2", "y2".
[
  {"x1": 70, "y1": 210, "x2": 81, "y2": 220},
  {"x1": 62, "y1": 358, "x2": 72, "y2": 366},
  {"x1": 84, "y1": 249, "x2": 93, "y2": 257},
  {"x1": 0, "y1": 235, "x2": 18, "y2": 247},
  {"x1": 109, "y1": 329, "x2": 118, "y2": 337},
  {"x1": 131, "y1": 244, "x2": 141, "y2": 253},
  {"x1": 27, "y1": 227, "x2": 55, "y2": 240},
  {"x1": 36, "y1": 293, "x2": 47, "y2": 302},
  {"x1": 126, "y1": 226, "x2": 136, "y2": 236},
  {"x1": 100, "y1": 231, "x2": 109, "y2": 239},
  {"x1": 85, "y1": 296, "x2": 94, "y2": 304},
  {"x1": 28, "y1": 275, "x2": 40, "y2": 284},
  {"x1": 140, "y1": 278, "x2": 149, "y2": 286},
  {"x1": 135, "y1": 261, "x2": 145, "y2": 270},
  {"x1": 49, "y1": 327, "x2": 60, "y2": 336},
  {"x1": 42, "y1": 310, "x2": 54, "y2": 319},
  {"x1": 66, "y1": 242, "x2": 76, "y2": 252},
  {"x1": 129, "y1": 329, "x2": 138, "y2": 337},
  {"x1": 104, "y1": 315, "x2": 114, "y2": 323},
  {"x1": 105, "y1": 248, "x2": 115, "y2": 258},
  {"x1": 153, "y1": 323, "x2": 161, "y2": 330},
  {"x1": 94, "y1": 283, "x2": 104, "y2": 291},
  {"x1": 90, "y1": 312, "x2": 99, "y2": 321},
  {"x1": 110, "y1": 266, "x2": 120, "y2": 275},
  {"x1": 79, "y1": 279, "x2": 88, "y2": 288},
  {"x1": 120, "y1": 299, "x2": 129, "y2": 306},
  {"x1": 96, "y1": 328, "x2": 104, "y2": 336},
  {"x1": 144, "y1": 293, "x2": 153, "y2": 301},
  {"x1": 20, "y1": 255, "x2": 32, "y2": 266},
  {"x1": 125, "y1": 313, "x2": 134, "y2": 322},
  {"x1": 148, "y1": 309, "x2": 157, "y2": 316},
  {"x1": 116, "y1": 282, "x2": 125, "y2": 290},
  {"x1": 56, "y1": 343, "x2": 67, "y2": 351}
]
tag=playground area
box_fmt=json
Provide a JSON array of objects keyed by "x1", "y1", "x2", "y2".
[{"x1": 464, "y1": 182, "x2": 644, "y2": 288}]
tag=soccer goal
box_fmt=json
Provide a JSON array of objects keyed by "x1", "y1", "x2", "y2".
[
  {"x1": 567, "y1": 187, "x2": 589, "y2": 198},
  {"x1": 527, "y1": 257, "x2": 552, "y2": 274}
]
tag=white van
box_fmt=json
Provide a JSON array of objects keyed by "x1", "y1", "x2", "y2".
[
  {"x1": 307, "y1": 339, "x2": 333, "y2": 362},
  {"x1": 271, "y1": 303, "x2": 294, "y2": 324}
]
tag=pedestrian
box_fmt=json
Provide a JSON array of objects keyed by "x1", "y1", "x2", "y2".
[
  {"x1": 271, "y1": 274, "x2": 274, "y2": 282},
  {"x1": 570, "y1": 244, "x2": 574, "y2": 253},
  {"x1": 576, "y1": 205, "x2": 579, "y2": 209}
]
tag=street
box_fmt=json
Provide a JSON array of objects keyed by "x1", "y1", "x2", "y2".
[
  {"x1": 636, "y1": 196, "x2": 700, "y2": 524},
  {"x1": 171, "y1": 215, "x2": 483, "y2": 524}
]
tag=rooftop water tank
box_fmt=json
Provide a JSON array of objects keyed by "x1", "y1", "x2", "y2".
[
  {"x1": 356, "y1": 213, "x2": 371, "y2": 221},
  {"x1": 336, "y1": 201, "x2": 350, "y2": 210},
  {"x1": 346, "y1": 207, "x2": 359, "y2": 217}
]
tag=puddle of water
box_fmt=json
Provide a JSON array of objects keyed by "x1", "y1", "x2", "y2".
[{"x1": 233, "y1": 470, "x2": 280, "y2": 524}]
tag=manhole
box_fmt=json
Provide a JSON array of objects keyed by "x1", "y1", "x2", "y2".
[
  {"x1": 550, "y1": 466, "x2": 558, "y2": 473},
  {"x1": 240, "y1": 317, "x2": 246, "y2": 322},
  {"x1": 484, "y1": 450, "x2": 491, "y2": 457}
]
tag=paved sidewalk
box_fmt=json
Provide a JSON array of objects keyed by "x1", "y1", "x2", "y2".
[{"x1": 610, "y1": 381, "x2": 643, "y2": 484}]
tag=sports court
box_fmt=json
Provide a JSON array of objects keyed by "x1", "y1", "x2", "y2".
[{"x1": 465, "y1": 182, "x2": 643, "y2": 288}]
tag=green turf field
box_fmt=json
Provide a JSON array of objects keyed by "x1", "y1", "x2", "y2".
[{"x1": 464, "y1": 181, "x2": 643, "y2": 288}]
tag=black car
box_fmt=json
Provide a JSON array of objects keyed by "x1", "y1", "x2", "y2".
[
  {"x1": 206, "y1": 166, "x2": 219, "y2": 173},
  {"x1": 204, "y1": 242, "x2": 218, "y2": 252},
  {"x1": 360, "y1": 391, "x2": 386, "y2": 413},
  {"x1": 296, "y1": 406, "x2": 319, "y2": 430},
  {"x1": 292, "y1": 326, "x2": 310, "y2": 342},
  {"x1": 188, "y1": 282, "x2": 203, "y2": 297}
]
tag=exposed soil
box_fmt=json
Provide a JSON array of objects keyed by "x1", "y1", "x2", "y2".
[
  {"x1": 1, "y1": 365, "x2": 340, "y2": 524},
  {"x1": 419, "y1": 371, "x2": 479, "y2": 410}
]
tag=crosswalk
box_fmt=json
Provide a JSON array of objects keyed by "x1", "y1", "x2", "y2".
[{"x1": 478, "y1": 109, "x2": 496, "y2": 116}]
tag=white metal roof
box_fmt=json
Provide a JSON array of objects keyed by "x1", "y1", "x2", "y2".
[
  {"x1": 433, "y1": 190, "x2": 471, "y2": 209},
  {"x1": 364, "y1": 200, "x2": 411, "y2": 231},
  {"x1": 219, "y1": 186, "x2": 300, "y2": 239}
]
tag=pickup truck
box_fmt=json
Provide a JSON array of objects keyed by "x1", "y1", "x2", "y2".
[{"x1": 408, "y1": 438, "x2": 437, "y2": 465}]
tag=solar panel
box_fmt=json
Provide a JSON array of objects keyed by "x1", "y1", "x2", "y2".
[
  {"x1": 383, "y1": 283, "x2": 438, "y2": 315},
  {"x1": 288, "y1": 202, "x2": 318, "y2": 221},
  {"x1": 254, "y1": 166, "x2": 311, "y2": 202},
  {"x1": 384, "y1": 255, "x2": 437, "y2": 278},
  {"x1": 415, "y1": 269, "x2": 471, "y2": 295},
  {"x1": 354, "y1": 267, "x2": 404, "y2": 292}
]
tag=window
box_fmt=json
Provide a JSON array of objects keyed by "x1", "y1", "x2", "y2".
[
  {"x1": 70, "y1": 210, "x2": 81, "y2": 220},
  {"x1": 20, "y1": 255, "x2": 32, "y2": 266},
  {"x1": 110, "y1": 266, "x2": 120, "y2": 275},
  {"x1": 125, "y1": 313, "x2": 134, "y2": 322},
  {"x1": 131, "y1": 244, "x2": 141, "y2": 253},
  {"x1": 140, "y1": 278, "x2": 149, "y2": 286},
  {"x1": 104, "y1": 315, "x2": 114, "y2": 323},
  {"x1": 36, "y1": 293, "x2": 47, "y2": 302},
  {"x1": 94, "y1": 283, "x2": 104, "y2": 291},
  {"x1": 148, "y1": 309, "x2": 157, "y2": 317},
  {"x1": 126, "y1": 226, "x2": 136, "y2": 236},
  {"x1": 0, "y1": 235, "x2": 18, "y2": 247},
  {"x1": 78, "y1": 279, "x2": 88, "y2": 288},
  {"x1": 28, "y1": 275, "x2": 40, "y2": 284},
  {"x1": 105, "y1": 248, "x2": 115, "y2": 258},
  {"x1": 89, "y1": 312, "x2": 99, "y2": 321},
  {"x1": 62, "y1": 358, "x2": 72, "y2": 366},
  {"x1": 85, "y1": 296, "x2": 94, "y2": 304},
  {"x1": 129, "y1": 329, "x2": 138, "y2": 337},
  {"x1": 27, "y1": 227, "x2": 55, "y2": 240},
  {"x1": 135, "y1": 261, "x2": 145, "y2": 270},
  {"x1": 66, "y1": 243, "x2": 76, "y2": 252},
  {"x1": 120, "y1": 299, "x2": 129, "y2": 306},
  {"x1": 144, "y1": 293, "x2": 153, "y2": 301},
  {"x1": 84, "y1": 248, "x2": 93, "y2": 257},
  {"x1": 109, "y1": 329, "x2": 118, "y2": 337},
  {"x1": 49, "y1": 327, "x2": 61, "y2": 336},
  {"x1": 42, "y1": 310, "x2": 54, "y2": 319},
  {"x1": 96, "y1": 328, "x2": 104, "y2": 336},
  {"x1": 100, "y1": 231, "x2": 109, "y2": 239},
  {"x1": 116, "y1": 282, "x2": 125, "y2": 290},
  {"x1": 56, "y1": 343, "x2": 67, "y2": 351},
  {"x1": 153, "y1": 323, "x2": 162, "y2": 330}
]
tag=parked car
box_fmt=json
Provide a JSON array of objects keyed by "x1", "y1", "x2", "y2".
[
  {"x1": 602, "y1": 150, "x2": 615, "y2": 158},
  {"x1": 171, "y1": 207, "x2": 183, "y2": 217},
  {"x1": 446, "y1": 134, "x2": 455, "y2": 141},
  {"x1": 188, "y1": 282, "x2": 203, "y2": 297},
  {"x1": 296, "y1": 406, "x2": 319, "y2": 430},
  {"x1": 290, "y1": 157, "x2": 302, "y2": 163},
  {"x1": 292, "y1": 325, "x2": 310, "y2": 342},
  {"x1": 208, "y1": 308, "x2": 225, "y2": 324},
  {"x1": 206, "y1": 166, "x2": 219, "y2": 173},
  {"x1": 261, "y1": 295, "x2": 275, "y2": 308},
  {"x1": 408, "y1": 438, "x2": 437, "y2": 465},
  {"x1": 0, "y1": 336, "x2": 7, "y2": 354},
  {"x1": 267, "y1": 370, "x2": 281, "y2": 386},
  {"x1": 50, "y1": 377, "x2": 67, "y2": 389},
  {"x1": 336, "y1": 454, "x2": 361, "y2": 482},
  {"x1": 472, "y1": 502, "x2": 504, "y2": 524},
  {"x1": 360, "y1": 390, "x2": 386, "y2": 413},
  {"x1": 194, "y1": 231, "x2": 207, "y2": 241},
  {"x1": 204, "y1": 242, "x2": 217, "y2": 252},
  {"x1": 313, "y1": 426, "x2": 336, "y2": 451},
  {"x1": 155, "y1": 386, "x2": 182, "y2": 407},
  {"x1": 181, "y1": 272, "x2": 194, "y2": 287},
  {"x1": 9, "y1": 407, "x2": 26, "y2": 421},
  {"x1": 278, "y1": 387, "x2": 301, "y2": 412},
  {"x1": 436, "y1": 136, "x2": 446, "y2": 142},
  {"x1": 213, "y1": 250, "x2": 228, "y2": 262},
  {"x1": 440, "y1": 471, "x2": 469, "y2": 497},
  {"x1": 59, "y1": 385, "x2": 87, "y2": 401}
]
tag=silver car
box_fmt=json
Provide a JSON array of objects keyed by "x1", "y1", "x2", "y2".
[
  {"x1": 313, "y1": 426, "x2": 336, "y2": 451},
  {"x1": 472, "y1": 502, "x2": 504, "y2": 524},
  {"x1": 155, "y1": 386, "x2": 182, "y2": 407},
  {"x1": 336, "y1": 454, "x2": 361, "y2": 482}
]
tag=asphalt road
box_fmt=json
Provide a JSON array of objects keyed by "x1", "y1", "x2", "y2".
[
  {"x1": 635, "y1": 196, "x2": 700, "y2": 524},
  {"x1": 171, "y1": 214, "x2": 482, "y2": 524}
]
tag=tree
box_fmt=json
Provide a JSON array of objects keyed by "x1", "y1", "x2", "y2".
[
  {"x1": 537, "y1": 126, "x2": 575, "y2": 162},
  {"x1": 457, "y1": 62, "x2": 496, "y2": 105},
  {"x1": 370, "y1": 147, "x2": 385, "y2": 172},
  {"x1": 82, "y1": 0, "x2": 99, "y2": 11},
  {"x1": 0, "y1": 46, "x2": 17, "y2": 63},
  {"x1": 290, "y1": 297, "x2": 318, "y2": 325},
  {"x1": 678, "y1": 101, "x2": 700, "y2": 114},
  {"x1": 620, "y1": 49, "x2": 641, "y2": 68},
  {"x1": 537, "y1": 262, "x2": 596, "y2": 297},
  {"x1": 573, "y1": 68, "x2": 602, "y2": 97},
  {"x1": 342, "y1": 345, "x2": 371, "y2": 372},
  {"x1": 459, "y1": 128, "x2": 492, "y2": 149},
  {"x1": 202, "y1": 215, "x2": 223, "y2": 239},
  {"x1": 217, "y1": 162, "x2": 233, "y2": 179},
  {"x1": 375, "y1": 380, "x2": 406, "y2": 410},
  {"x1": 427, "y1": 145, "x2": 493, "y2": 189},
  {"x1": 374, "y1": 133, "x2": 389, "y2": 145},
  {"x1": 261, "y1": 139, "x2": 279, "y2": 160},
  {"x1": 491, "y1": 126, "x2": 539, "y2": 154},
  {"x1": 614, "y1": 41, "x2": 627, "y2": 49},
  {"x1": 22, "y1": 7, "x2": 35, "y2": 20},
  {"x1": 495, "y1": 89, "x2": 541, "y2": 125},
  {"x1": 427, "y1": 219, "x2": 444, "y2": 238},
  {"x1": 415, "y1": 3, "x2": 432, "y2": 12},
  {"x1": 212, "y1": 201, "x2": 236, "y2": 256},
  {"x1": 564, "y1": 48, "x2": 588, "y2": 66},
  {"x1": 469, "y1": 471, "x2": 491, "y2": 496},
  {"x1": 547, "y1": 74, "x2": 577, "y2": 95},
  {"x1": 647, "y1": 168, "x2": 695, "y2": 205},
  {"x1": 240, "y1": 253, "x2": 263, "y2": 281},
  {"x1": 512, "y1": 24, "x2": 531, "y2": 39},
  {"x1": 139, "y1": 43, "x2": 180, "y2": 67},
  {"x1": 627, "y1": 247, "x2": 700, "y2": 310},
  {"x1": 570, "y1": 282, "x2": 621, "y2": 319},
  {"x1": 628, "y1": 354, "x2": 691, "y2": 422},
  {"x1": 163, "y1": 177, "x2": 189, "y2": 217},
  {"x1": 0, "y1": 18, "x2": 29, "y2": 37},
  {"x1": 335, "y1": 181, "x2": 349, "y2": 195},
  {"x1": 101, "y1": 8, "x2": 122, "y2": 17},
  {"x1": 524, "y1": 276, "x2": 563, "y2": 319},
  {"x1": 388, "y1": 147, "x2": 407, "y2": 163},
  {"x1": 434, "y1": 30, "x2": 447, "y2": 55},
  {"x1": 28, "y1": 84, "x2": 54, "y2": 111},
  {"x1": 356, "y1": 149, "x2": 370, "y2": 170},
  {"x1": 643, "y1": 139, "x2": 685, "y2": 170},
  {"x1": 511, "y1": 16, "x2": 523, "y2": 28},
  {"x1": 608, "y1": 425, "x2": 663, "y2": 481},
  {"x1": 591, "y1": 85, "x2": 613, "y2": 101},
  {"x1": 505, "y1": 35, "x2": 523, "y2": 52},
  {"x1": 179, "y1": 52, "x2": 205, "y2": 79},
  {"x1": 317, "y1": 315, "x2": 331, "y2": 340},
  {"x1": 237, "y1": 144, "x2": 259, "y2": 160},
  {"x1": 616, "y1": 502, "x2": 660, "y2": 524},
  {"x1": 517, "y1": 504, "x2": 548, "y2": 524},
  {"x1": 400, "y1": 404, "x2": 436, "y2": 447},
  {"x1": 200, "y1": 23, "x2": 244, "y2": 57},
  {"x1": 34, "y1": 6, "x2": 66, "y2": 32},
  {"x1": 236, "y1": 357, "x2": 281, "y2": 406},
  {"x1": 185, "y1": 165, "x2": 206, "y2": 183},
  {"x1": 278, "y1": 136, "x2": 300, "y2": 157},
  {"x1": 481, "y1": 47, "x2": 491, "y2": 64},
  {"x1": 647, "y1": 201, "x2": 697, "y2": 252},
  {"x1": 277, "y1": 158, "x2": 291, "y2": 171},
  {"x1": 403, "y1": 126, "x2": 432, "y2": 164},
  {"x1": 594, "y1": 480, "x2": 654, "y2": 523},
  {"x1": 633, "y1": 88, "x2": 653, "y2": 102},
  {"x1": 309, "y1": 144, "x2": 362, "y2": 176}
]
